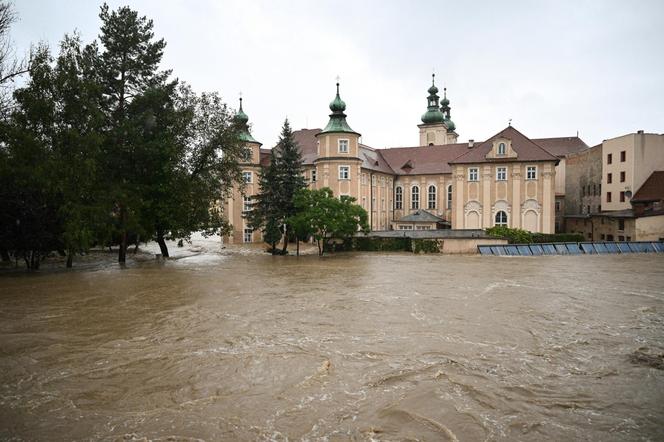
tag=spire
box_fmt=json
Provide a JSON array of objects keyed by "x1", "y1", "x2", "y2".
[
  {"x1": 440, "y1": 87, "x2": 456, "y2": 132},
  {"x1": 421, "y1": 74, "x2": 445, "y2": 124},
  {"x1": 320, "y1": 79, "x2": 358, "y2": 135},
  {"x1": 235, "y1": 95, "x2": 259, "y2": 144}
]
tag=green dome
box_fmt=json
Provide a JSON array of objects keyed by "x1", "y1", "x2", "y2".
[
  {"x1": 421, "y1": 108, "x2": 446, "y2": 124},
  {"x1": 235, "y1": 97, "x2": 260, "y2": 144},
  {"x1": 445, "y1": 118, "x2": 456, "y2": 132},
  {"x1": 428, "y1": 84, "x2": 439, "y2": 95},
  {"x1": 329, "y1": 83, "x2": 346, "y2": 112}
]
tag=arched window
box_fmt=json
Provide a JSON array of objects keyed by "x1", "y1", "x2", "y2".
[
  {"x1": 427, "y1": 185, "x2": 436, "y2": 209},
  {"x1": 411, "y1": 186, "x2": 420, "y2": 209},
  {"x1": 447, "y1": 184, "x2": 452, "y2": 209},
  {"x1": 498, "y1": 142, "x2": 506, "y2": 155},
  {"x1": 395, "y1": 186, "x2": 403, "y2": 209},
  {"x1": 495, "y1": 210, "x2": 508, "y2": 226}
]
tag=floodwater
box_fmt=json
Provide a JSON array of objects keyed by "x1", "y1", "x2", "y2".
[{"x1": 1, "y1": 250, "x2": 664, "y2": 441}]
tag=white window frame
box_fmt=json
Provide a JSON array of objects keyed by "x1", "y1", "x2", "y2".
[
  {"x1": 427, "y1": 185, "x2": 436, "y2": 210},
  {"x1": 495, "y1": 211, "x2": 508, "y2": 226},
  {"x1": 243, "y1": 227, "x2": 253, "y2": 243},
  {"x1": 411, "y1": 185, "x2": 420, "y2": 209},
  {"x1": 468, "y1": 168, "x2": 479, "y2": 182},
  {"x1": 242, "y1": 196, "x2": 252, "y2": 212},
  {"x1": 338, "y1": 139, "x2": 349, "y2": 153},
  {"x1": 496, "y1": 167, "x2": 507, "y2": 181},
  {"x1": 242, "y1": 171, "x2": 252, "y2": 183},
  {"x1": 447, "y1": 184, "x2": 452, "y2": 209},
  {"x1": 498, "y1": 142, "x2": 506, "y2": 155},
  {"x1": 339, "y1": 165, "x2": 350, "y2": 180},
  {"x1": 395, "y1": 186, "x2": 403, "y2": 209},
  {"x1": 526, "y1": 166, "x2": 537, "y2": 180}
]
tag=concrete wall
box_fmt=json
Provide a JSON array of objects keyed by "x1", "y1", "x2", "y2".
[
  {"x1": 441, "y1": 237, "x2": 507, "y2": 254},
  {"x1": 635, "y1": 215, "x2": 664, "y2": 241}
]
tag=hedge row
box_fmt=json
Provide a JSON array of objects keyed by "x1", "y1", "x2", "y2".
[
  {"x1": 485, "y1": 226, "x2": 584, "y2": 244},
  {"x1": 324, "y1": 237, "x2": 440, "y2": 253}
]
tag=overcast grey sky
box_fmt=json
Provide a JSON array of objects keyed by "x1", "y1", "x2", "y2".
[{"x1": 11, "y1": 0, "x2": 664, "y2": 148}]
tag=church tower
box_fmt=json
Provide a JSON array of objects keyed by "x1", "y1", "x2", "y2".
[
  {"x1": 314, "y1": 81, "x2": 362, "y2": 199},
  {"x1": 440, "y1": 87, "x2": 459, "y2": 144},
  {"x1": 236, "y1": 97, "x2": 262, "y2": 163},
  {"x1": 418, "y1": 74, "x2": 447, "y2": 146}
]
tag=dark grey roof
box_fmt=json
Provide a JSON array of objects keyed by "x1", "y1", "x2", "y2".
[{"x1": 398, "y1": 209, "x2": 446, "y2": 223}]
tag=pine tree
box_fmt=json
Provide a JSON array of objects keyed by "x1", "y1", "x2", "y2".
[
  {"x1": 273, "y1": 119, "x2": 306, "y2": 253},
  {"x1": 248, "y1": 149, "x2": 284, "y2": 254},
  {"x1": 95, "y1": 3, "x2": 169, "y2": 264}
]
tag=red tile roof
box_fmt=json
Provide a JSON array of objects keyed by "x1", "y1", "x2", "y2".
[
  {"x1": 449, "y1": 126, "x2": 559, "y2": 164},
  {"x1": 532, "y1": 136, "x2": 588, "y2": 157},
  {"x1": 632, "y1": 171, "x2": 664, "y2": 202},
  {"x1": 379, "y1": 143, "x2": 470, "y2": 174}
]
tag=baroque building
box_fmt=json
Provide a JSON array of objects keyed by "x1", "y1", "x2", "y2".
[{"x1": 224, "y1": 76, "x2": 590, "y2": 243}]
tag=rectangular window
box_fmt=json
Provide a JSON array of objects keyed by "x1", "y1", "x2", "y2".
[
  {"x1": 607, "y1": 173, "x2": 612, "y2": 184},
  {"x1": 526, "y1": 166, "x2": 537, "y2": 180},
  {"x1": 618, "y1": 235, "x2": 624, "y2": 241},
  {"x1": 620, "y1": 171, "x2": 625, "y2": 182},
  {"x1": 361, "y1": 173, "x2": 367, "y2": 185},
  {"x1": 607, "y1": 192, "x2": 612, "y2": 202},
  {"x1": 339, "y1": 166, "x2": 350, "y2": 180},
  {"x1": 607, "y1": 153, "x2": 612, "y2": 164},
  {"x1": 338, "y1": 139, "x2": 349, "y2": 153},
  {"x1": 626, "y1": 236, "x2": 631, "y2": 241},
  {"x1": 555, "y1": 201, "x2": 561, "y2": 212},
  {"x1": 620, "y1": 150, "x2": 626, "y2": 162},
  {"x1": 496, "y1": 167, "x2": 507, "y2": 181},
  {"x1": 242, "y1": 171, "x2": 252, "y2": 183},
  {"x1": 468, "y1": 168, "x2": 479, "y2": 181},
  {"x1": 243, "y1": 196, "x2": 252, "y2": 212},
  {"x1": 311, "y1": 169, "x2": 317, "y2": 182},
  {"x1": 600, "y1": 234, "x2": 605, "y2": 240},
  {"x1": 619, "y1": 191, "x2": 625, "y2": 202},
  {"x1": 243, "y1": 228, "x2": 253, "y2": 243},
  {"x1": 371, "y1": 175, "x2": 376, "y2": 186},
  {"x1": 618, "y1": 219, "x2": 625, "y2": 231},
  {"x1": 395, "y1": 187, "x2": 403, "y2": 209},
  {"x1": 607, "y1": 234, "x2": 614, "y2": 241}
]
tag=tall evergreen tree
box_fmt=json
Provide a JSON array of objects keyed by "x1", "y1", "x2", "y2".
[
  {"x1": 273, "y1": 119, "x2": 306, "y2": 253},
  {"x1": 248, "y1": 149, "x2": 284, "y2": 254},
  {"x1": 94, "y1": 3, "x2": 169, "y2": 263}
]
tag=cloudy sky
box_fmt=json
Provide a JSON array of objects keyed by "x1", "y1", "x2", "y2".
[{"x1": 11, "y1": 0, "x2": 664, "y2": 148}]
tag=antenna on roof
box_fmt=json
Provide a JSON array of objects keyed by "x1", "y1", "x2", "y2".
[
  {"x1": 508, "y1": 118, "x2": 512, "y2": 127},
  {"x1": 576, "y1": 130, "x2": 579, "y2": 137}
]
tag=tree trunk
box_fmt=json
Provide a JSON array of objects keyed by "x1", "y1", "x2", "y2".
[
  {"x1": 296, "y1": 239, "x2": 299, "y2": 257},
  {"x1": 156, "y1": 231, "x2": 169, "y2": 258},
  {"x1": 118, "y1": 205, "x2": 127, "y2": 264},
  {"x1": 133, "y1": 235, "x2": 140, "y2": 254},
  {"x1": 317, "y1": 239, "x2": 322, "y2": 256},
  {"x1": 66, "y1": 250, "x2": 73, "y2": 268},
  {"x1": 281, "y1": 226, "x2": 289, "y2": 254}
]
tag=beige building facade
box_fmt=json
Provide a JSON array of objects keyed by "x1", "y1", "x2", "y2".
[{"x1": 224, "y1": 78, "x2": 595, "y2": 243}]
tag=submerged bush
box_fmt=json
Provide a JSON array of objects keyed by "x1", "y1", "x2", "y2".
[{"x1": 412, "y1": 239, "x2": 440, "y2": 254}]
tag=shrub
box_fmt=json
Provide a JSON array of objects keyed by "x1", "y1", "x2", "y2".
[
  {"x1": 353, "y1": 237, "x2": 411, "y2": 251},
  {"x1": 412, "y1": 239, "x2": 440, "y2": 254},
  {"x1": 485, "y1": 226, "x2": 533, "y2": 244},
  {"x1": 532, "y1": 233, "x2": 585, "y2": 243}
]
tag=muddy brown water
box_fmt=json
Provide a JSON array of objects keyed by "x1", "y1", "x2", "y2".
[{"x1": 1, "y1": 252, "x2": 663, "y2": 441}]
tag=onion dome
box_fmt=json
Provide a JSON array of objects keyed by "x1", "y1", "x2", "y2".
[
  {"x1": 235, "y1": 97, "x2": 260, "y2": 144},
  {"x1": 421, "y1": 74, "x2": 445, "y2": 124},
  {"x1": 440, "y1": 87, "x2": 456, "y2": 133},
  {"x1": 320, "y1": 81, "x2": 359, "y2": 135}
]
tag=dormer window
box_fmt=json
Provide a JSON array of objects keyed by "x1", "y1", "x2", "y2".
[
  {"x1": 498, "y1": 142, "x2": 506, "y2": 155},
  {"x1": 338, "y1": 139, "x2": 349, "y2": 153}
]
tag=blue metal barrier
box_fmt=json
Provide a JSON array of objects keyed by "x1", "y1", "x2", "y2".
[{"x1": 478, "y1": 241, "x2": 664, "y2": 256}]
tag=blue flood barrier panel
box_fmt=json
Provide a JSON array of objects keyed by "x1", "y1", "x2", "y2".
[
  {"x1": 554, "y1": 244, "x2": 569, "y2": 254},
  {"x1": 605, "y1": 242, "x2": 620, "y2": 253},
  {"x1": 478, "y1": 246, "x2": 493, "y2": 255},
  {"x1": 628, "y1": 242, "x2": 646, "y2": 253},
  {"x1": 505, "y1": 245, "x2": 519, "y2": 256},
  {"x1": 530, "y1": 244, "x2": 544, "y2": 255},
  {"x1": 517, "y1": 245, "x2": 532, "y2": 256},
  {"x1": 580, "y1": 243, "x2": 596, "y2": 254},
  {"x1": 594, "y1": 243, "x2": 609, "y2": 254},
  {"x1": 617, "y1": 242, "x2": 632, "y2": 253},
  {"x1": 490, "y1": 246, "x2": 504, "y2": 256},
  {"x1": 567, "y1": 243, "x2": 582, "y2": 254},
  {"x1": 542, "y1": 244, "x2": 557, "y2": 255},
  {"x1": 653, "y1": 242, "x2": 664, "y2": 253}
]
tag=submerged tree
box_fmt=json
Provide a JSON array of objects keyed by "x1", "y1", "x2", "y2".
[
  {"x1": 248, "y1": 149, "x2": 284, "y2": 254},
  {"x1": 289, "y1": 187, "x2": 369, "y2": 256}
]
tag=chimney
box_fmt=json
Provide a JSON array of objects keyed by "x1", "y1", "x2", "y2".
[
  {"x1": 637, "y1": 130, "x2": 644, "y2": 134},
  {"x1": 468, "y1": 139, "x2": 474, "y2": 148}
]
